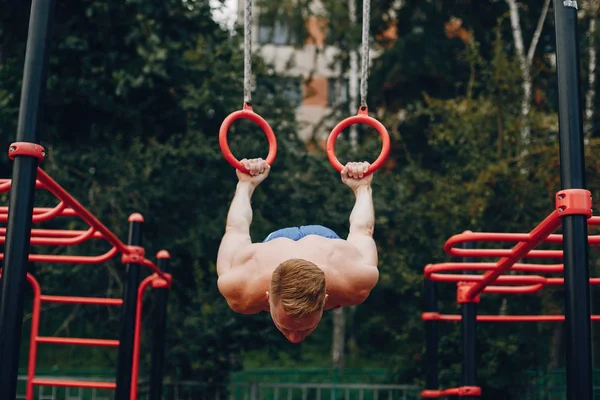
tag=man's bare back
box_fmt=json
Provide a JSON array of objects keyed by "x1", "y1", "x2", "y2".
[{"x1": 219, "y1": 235, "x2": 378, "y2": 314}]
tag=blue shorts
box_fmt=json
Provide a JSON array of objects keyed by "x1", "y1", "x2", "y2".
[{"x1": 263, "y1": 225, "x2": 340, "y2": 242}]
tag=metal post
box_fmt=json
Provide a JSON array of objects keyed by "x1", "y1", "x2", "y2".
[
  {"x1": 0, "y1": 0, "x2": 55, "y2": 398},
  {"x1": 149, "y1": 251, "x2": 171, "y2": 400},
  {"x1": 424, "y1": 279, "x2": 438, "y2": 391},
  {"x1": 461, "y1": 240, "x2": 478, "y2": 400},
  {"x1": 553, "y1": 2, "x2": 593, "y2": 399},
  {"x1": 115, "y1": 214, "x2": 144, "y2": 400}
]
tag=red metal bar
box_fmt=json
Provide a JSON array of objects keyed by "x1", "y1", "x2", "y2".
[
  {"x1": 443, "y1": 224, "x2": 600, "y2": 260},
  {"x1": 464, "y1": 211, "x2": 562, "y2": 300},
  {"x1": 40, "y1": 295, "x2": 123, "y2": 306},
  {"x1": 0, "y1": 179, "x2": 45, "y2": 192},
  {"x1": 35, "y1": 168, "x2": 130, "y2": 254},
  {"x1": 31, "y1": 202, "x2": 66, "y2": 223},
  {"x1": 0, "y1": 206, "x2": 77, "y2": 216},
  {"x1": 425, "y1": 264, "x2": 600, "y2": 289},
  {"x1": 25, "y1": 274, "x2": 42, "y2": 400},
  {"x1": 424, "y1": 262, "x2": 564, "y2": 276},
  {"x1": 0, "y1": 202, "x2": 67, "y2": 223},
  {"x1": 483, "y1": 284, "x2": 544, "y2": 294},
  {"x1": 422, "y1": 312, "x2": 600, "y2": 322},
  {"x1": 32, "y1": 379, "x2": 116, "y2": 390},
  {"x1": 421, "y1": 386, "x2": 481, "y2": 397},
  {"x1": 0, "y1": 227, "x2": 104, "y2": 239},
  {"x1": 0, "y1": 227, "x2": 98, "y2": 246},
  {"x1": 0, "y1": 247, "x2": 119, "y2": 264},
  {"x1": 588, "y1": 216, "x2": 600, "y2": 225},
  {"x1": 428, "y1": 274, "x2": 547, "y2": 284},
  {"x1": 139, "y1": 258, "x2": 166, "y2": 276},
  {"x1": 546, "y1": 277, "x2": 600, "y2": 285},
  {"x1": 130, "y1": 274, "x2": 159, "y2": 400},
  {"x1": 36, "y1": 337, "x2": 119, "y2": 347}
]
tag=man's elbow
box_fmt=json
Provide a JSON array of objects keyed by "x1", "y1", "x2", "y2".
[
  {"x1": 225, "y1": 217, "x2": 251, "y2": 233},
  {"x1": 226, "y1": 299, "x2": 252, "y2": 314},
  {"x1": 349, "y1": 223, "x2": 375, "y2": 237},
  {"x1": 220, "y1": 293, "x2": 254, "y2": 314}
]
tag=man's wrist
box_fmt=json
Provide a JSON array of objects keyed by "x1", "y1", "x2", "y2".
[
  {"x1": 353, "y1": 185, "x2": 372, "y2": 196},
  {"x1": 237, "y1": 180, "x2": 256, "y2": 195}
]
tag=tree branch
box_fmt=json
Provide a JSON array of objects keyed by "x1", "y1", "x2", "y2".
[
  {"x1": 585, "y1": 0, "x2": 599, "y2": 138},
  {"x1": 527, "y1": 0, "x2": 551, "y2": 65}
]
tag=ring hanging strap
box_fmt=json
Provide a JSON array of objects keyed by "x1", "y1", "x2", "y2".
[
  {"x1": 244, "y1": 0, "x2": 252, "y2": 104},
  {"x1": 360, "y1": 0, "x2": 371, "y2": 108}
]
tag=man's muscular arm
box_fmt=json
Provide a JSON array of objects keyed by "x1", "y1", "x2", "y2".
[
  {"x1": 217, "y1": 159, "x2": 270, "y2": 313},
  {"x1": 348, "y1": 185, "x2": 378, "y2": 266},
  {"x1": 339, "y1": 162, "x2": 379, "y2": 301},
  {"x1": 216, "y1": 180, "x2": 255, "y2": 277}
]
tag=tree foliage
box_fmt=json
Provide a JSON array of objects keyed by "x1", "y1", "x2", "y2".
[{"x1": 2, "y1": 0, "x2": 600, "y2": 398}]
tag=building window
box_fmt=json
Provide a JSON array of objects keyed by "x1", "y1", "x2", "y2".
[
  {"x1": 328, "y1": 78, "x2": 350, "y2": 107},
  {"x1": 258, "y1": 21, "x2": 296, "y2": 45},
  {"x1": 256, "y1": 76, "x2": 303, "y2": 108}
]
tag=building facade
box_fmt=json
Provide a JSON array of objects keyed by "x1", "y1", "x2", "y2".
[{"x1": 236, "y1": 0, "x2": 393, "y2": 142}]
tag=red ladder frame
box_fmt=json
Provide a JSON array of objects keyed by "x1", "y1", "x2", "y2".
[{"x1": 0, "y1": 167, "x2": 172, "y2": 400}]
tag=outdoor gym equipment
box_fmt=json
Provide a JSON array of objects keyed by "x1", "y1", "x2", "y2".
[
  {"x1": 327, "y1": 0, "x2": 390, "y2": 174},
  {"x1": 0, "y1": 0, "x2": 172, "y2": 399},
  {"x1": 219, "y1": 0, "x2": 277, "y2": 174},
  {"x1": 421, "y1": 3, "x2": 593, "y2": 399}
]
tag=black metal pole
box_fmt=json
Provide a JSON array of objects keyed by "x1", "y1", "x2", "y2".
[
  {"x1": 553, "y1": 2, "x2": 593, "y2": 399},
  {"x1": 0, "y1": 0, "x2": 54, "y2": 398},
  {"x1": 115, "y1": 214, "x2": 144, "y2": 400},
  {"x1": 461, "y1": 240, "x2": 478, "y2": 400},
  {"x1": 149, "y1": 251, "x2": 171, "y2": 400},
  {"x1": 461, "y1": 303, "x2": 477, "y2": 399},
  {"x1": 424, "y1": 279, "x2": 438, "y2": 392}
]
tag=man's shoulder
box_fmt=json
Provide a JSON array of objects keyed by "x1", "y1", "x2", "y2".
[
  {"x1": 217, "y1": 266, "x2": 270, "y2": 313},
  {"x1": 325, "y1": 238, "x2": 363, "y2": 264}
]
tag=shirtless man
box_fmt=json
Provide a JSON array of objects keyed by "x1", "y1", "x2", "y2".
[{"x1": 217, "y1": 158, "x2": 379, "y2": 344}]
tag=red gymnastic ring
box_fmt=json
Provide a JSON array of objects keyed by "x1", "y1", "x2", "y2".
[
  {"x1": 219, "y1": 103, "x2": 277, "y2": 174},
  {"x1": 326, "y1": 107, "x2": 390, "y2": 174}
]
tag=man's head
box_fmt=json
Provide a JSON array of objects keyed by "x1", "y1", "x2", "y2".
[{"x1": 268, "y1": 258, "x2": 327, "y2": 343}]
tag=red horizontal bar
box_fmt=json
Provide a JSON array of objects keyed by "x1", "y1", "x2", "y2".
[
  {"x1": 428, "y1": 273, "x2": 546, "y2": 285},
  {"x1": 40, "y1": 295, "x2": 122, "y2": 306},
  {"x1": 36, "y1": 337, "x2": 119, "y2": 347},
  {"x1": 484, "y1": 283, "x2": 544, "y2": 294},
  {"x1": 425, "y1": 264, "x2": 600, "y2": 289},
  {"x1": 1, "y1": 202, "x2": 67, "y2": 224},
  {"x1": 421, "y1": 386, "x2": 481, "y2": 397},
  {"x1": 0, "y1": 179, "x2": 45, "y2": 192},
  {"x1": 0, "y1": 246, "x2": 119, "y2": 264},
  {"x1": 0, "y1": 228, "x2": 103, "y2": 239},
  {"x1": 0, "y1": 227, "x2": 98, "y2": 246},
  {"x1": 32, "y1": 378, "x2": 116, "y2": 389},
  {"x1": 422, "y1": 312, "x2": 600, "y2": 322},
  {"x1": 0, "y1": 206, "x2": 77, "y2": 216},
  {"x1": 546, "y1": 277, "x2": 600, "y2": 285},
  {"x1": 425, "y1": 262, "x2": 564, "y2": 277}
]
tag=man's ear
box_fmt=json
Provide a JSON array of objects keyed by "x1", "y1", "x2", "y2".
[
  {"x1": 323, "y1": 293, "x2": 329, "y2": 306},
  {"x1": 266, "y1": 291, "x2": 270, "y2": 302}
]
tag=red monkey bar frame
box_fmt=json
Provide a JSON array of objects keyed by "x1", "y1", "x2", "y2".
[
  {"x1": 0, "y1": 168, "x2": 169, "y2": 277},
  {"x1": 421, "y1": 189, "x2": 596, "y2": 398},
  {"x1": 0, "y1": 166, "x2": 172, "y2": 400}
]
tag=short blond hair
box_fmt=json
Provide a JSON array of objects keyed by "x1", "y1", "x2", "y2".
[{"x1": 270, "y1": 259, "x2": 326, "y2": 318}]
